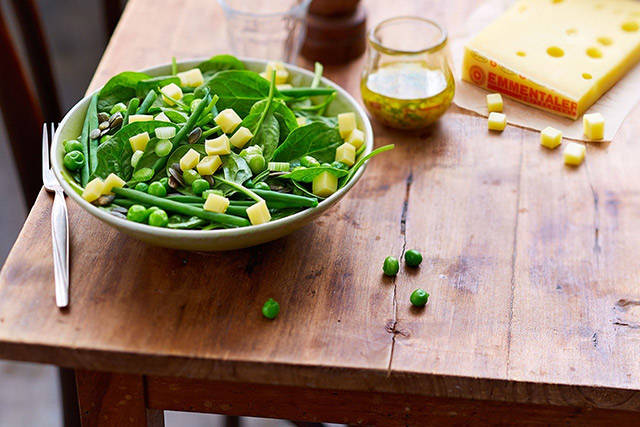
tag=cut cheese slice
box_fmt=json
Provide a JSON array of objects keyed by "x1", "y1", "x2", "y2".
[{"x1": 462, "y1": 0, "x2": 640, "y2": 120}]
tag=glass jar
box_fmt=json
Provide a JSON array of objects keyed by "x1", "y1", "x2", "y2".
[{"x1": 361, "y1": 17, "x2": 455, "y2": 130}]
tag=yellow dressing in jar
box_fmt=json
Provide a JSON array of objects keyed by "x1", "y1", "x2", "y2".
[{"x1": 361, "y1": 62, "x2": 454, "y2": 130}]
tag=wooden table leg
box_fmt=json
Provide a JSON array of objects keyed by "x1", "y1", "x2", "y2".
[{"x1": 75, "y1": 370, "x2": 164, "y2": 427}]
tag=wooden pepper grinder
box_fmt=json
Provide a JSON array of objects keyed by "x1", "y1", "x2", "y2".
[{"x1": 301, "y1": 0, "x2": 367, "y2": 64}]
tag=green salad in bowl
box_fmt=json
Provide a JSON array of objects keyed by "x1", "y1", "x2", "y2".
[{"x1": 52, "y1": 55, "x2": 390, "y2": 250}]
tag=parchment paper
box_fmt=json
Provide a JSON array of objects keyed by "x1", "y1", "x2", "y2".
[{"x1": 450, "y1": 0, "x2": 640, "y2": 142}]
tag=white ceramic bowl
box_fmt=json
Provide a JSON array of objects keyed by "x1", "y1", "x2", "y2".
[{"x1": 52, "y1": 58, "x2": 374, "y2": 251}]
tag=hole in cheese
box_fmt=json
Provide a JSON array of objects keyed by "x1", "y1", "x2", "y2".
[
  {"x1": 582, "y1": 73, "x2": 592, "y2": 80},
  {"x1": 566, "y1": 28, "x2": 578, "y2": 36},
  {"x1": 597, "y1": 36, "x2": 613, "y2": 46},
  {"x1": 547, "y1": 46, "x2": 564, "y2": 57},
  {"x1": 622, "y1": 21, "x2": 639, "y2": 32},
  {"x1": 516, "y1": 51, "x2": 526, "y2": 57},
  {"x1": 595, "y1": 3, "x2": 604, "y2": 10},
  {"x1": 586, "y1": 47, "x2": 603, "y2": 58},
  {"x1": 552, "y1": 0, "x2": 563, "y2": 3}
]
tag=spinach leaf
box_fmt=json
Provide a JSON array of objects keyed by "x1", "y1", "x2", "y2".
[
  {"x1": 161, "y1": 109, "x2": 188, "y2": 123},
  {"x1": 221, "y1": 151, "x2": 252, "y2": 184},
  {"x1": 197, "y1": 54, "x2": 245, "y2": 75},
  {"x1": 165, "y1": 144, "x2": 207, "y2": 176},
  {"x1": 281, "y1": 166, "x2": 348, "y2": 183},
  {"x1": 207, "y1": 70, "x2": 272, "y2": 116},
  {"x1": 272, "y1": 121, "x2": 342, "y2": 163},
  {"x1": 91, "y1": 121, "x2": 177, "y2": 181},
  {"x1": 136, "y1": 75, "x2": 180, "y2": 98},
  {"x1": 98, "y1": 71, "x2": 151, "y2": 112},
  {"x1": 290, "y1": 180, "x2": 325, "y2": 200},
  {"x1": 296, "y1": 111, "x2": 339, "y2": 128},
  {"x1": 251, "y1": 99, "x2": 298, "y2": 143},
  {"x1": 240, "y1": 112, "x2": 280, "y2": 162}
]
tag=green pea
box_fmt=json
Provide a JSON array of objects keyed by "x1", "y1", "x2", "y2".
[
  {"x1": 64, "y1": 140, "x2": 83, "y2": 153},
  {"x1": 148, "y1": 181, "x2": 167, "y2": 197},
  {"x1": 262, "y1": 298, "x2": 280, "y2": 320},
  {"x1": 192, "y1": 178, "x2": 210, "y2": 195},
  {"x1": 63, "y1": 151, "x2": 85, "y2": 171},
  {"x1": 382, "y1": 256, "x2": 399, "y2": 276},
  {"x1": 404, "y1": 249, "x2": 423, "y2": 267},
  {"x1": 148, "y1": 209, "x2": 169, "y2": 227},
  {"x1": 126, "y1": 204, "x2": 148, "y2": 223},
  {"x1": 159, "y1": 177, "x2": 170, "y2": 190},
  {"x1": 330, "y1": 161, "x2": 349, "y2": 171},
  {"x1": 253, "y1": 182, "x2": 270, "y2": 191},
  {"x1": 410, "y1": 289, "x2": 429, "y2": 307},
  {"x1": 247, "y1": 154, "x2": 265, "y2": 175},
  {"x1": 300, "y1": 156, "x2": 320, "y2": 168},
  {"x1": 182, "y1": 169, "x2": 201, "y2": 186},
  {"x1": 134, "y1": 182, "x2": 149, "y2": 193}
]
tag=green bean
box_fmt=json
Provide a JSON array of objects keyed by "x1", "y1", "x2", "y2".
[
  {"x1": 79, "y1": 119, "x2": 90, "y2": 186},
  {"x1": 201, "y1": 125, "x2": 221, "y2": 140},
  {"x1": 279, "y1": 87, "x2": 335, "y2": 98},
  {"x1": 136, "y1": 90, "x2": 157, "y2": 114},
  {"x1": 112, "y1": 187, "x2": 250, "y2": 227},
  {"x1": 226, "y1": 205, "x2": 249, "y2": 218},
  {"x1": 251, "y1": 189, "x2": 318, "y2": 207},
  {"x1": 195, "y1": 113, "x2": 213, "y2": 128},
  {"x1": 123, "y1": 97, "x2": 140, "y2": 126},
  {"x1": 166, "y1": 194, "x2": 203, "y2": 203}
]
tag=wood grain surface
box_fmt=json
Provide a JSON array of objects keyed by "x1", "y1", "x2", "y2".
[{"x1": 0, "y1": 0, "x2": 639, "y2": 415}]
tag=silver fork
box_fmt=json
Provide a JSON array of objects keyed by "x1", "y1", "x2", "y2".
[{"x1": 42, "y1": 123, "x2": 69, "y2": 308}]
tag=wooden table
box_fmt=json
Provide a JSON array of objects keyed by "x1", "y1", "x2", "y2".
[{"x1": 2, "y1": 0, "x2": 640, "y2": 425}]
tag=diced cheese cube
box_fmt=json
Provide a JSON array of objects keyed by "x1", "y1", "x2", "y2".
[
  {"x1": 540, "y1": 126, "x2": 562, "y2": 149},
  {"x1": 338, "y1": 112, "x2": 357, "y2": 138},
  {"x1": 276, "y1": 84, "x2": 293, "y2": 90},
  {"x1": 246, "y1": 200, "x2": 271, "y2": 225},
  {"x1": 583, "y1": 113, "x2": 605, "y2": 140},
  {"x1": 129, "y1": 132, "x2": 150, "y2": 151},
  {"x1": 197, "y1": 155, "x2": 222, "y2": 176},
  {"x1": 214, "y1": 109, "x2": 242, "y2": 133},
  {"x1": 203, "y1": 193, "x2": 230, "y2": 213},
  {"x1": 345, "y1": 128, "x2": 365, "y2": 150},
  {"x1": 229, "y1": 126, "x2": 254, "y2": 149},
  {"x1": 128, "y1": 114, "x2": 153, "y2": 123},
  {"x1": 161, "y1": 83, "x2": 183, "y2": 106},
  {"x1": 102, "y1": 173, "x2": 125, "y2": 195},
  {"x1": 154, "y1": 112, "x2": 171, "y2": 123},
  {"x1": 205, "y1": 134, "x2": 231, "y2": 155},
  {"x1": 335, "y1": 142, "x2": 356, "y2": 167},
  {"x1": 488, "y1": 112, "x2": 507, "y2": 132},
  {"x1": 180, "y1": 148, "x2": 201, "y2": 171},
  {"x1": 177, "y1": 68, "x2": 204, "y2": 88},
  {"x1": 296, "y1": 117, "x2": 307, "y2": 126},
  {"x1": 82, "y1": 178, "x2": 104, "y2": 202},
  {"x1": 564, "y1": 142, "x2": 586, "y2": 166},
  {"x1": 265, "y1": 61, "x2": 289, "y2": 84},
  {"x1": 486, "y1": 93, "x2": 503, "y2": 113},
  {"x1": 312, "y1": 171, "x2": 337, "y2": 198}
]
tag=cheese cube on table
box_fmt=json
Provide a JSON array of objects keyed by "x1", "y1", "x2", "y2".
[
  {"x1": 338, "y1": 112, "x2": 357, "y2": 138},
  {"x1": 488, "y1": 112, "x2": 507, "y2": 131},
  {"x1": 129, "y1": 132, "x2": 150, "y2": 151},
  {"x1": 102, "y1": 173, "x2": 125, "y2": 194},
  {"x1": 177, "y1": 68, "x2": 204, "y2": 88},
  {"x1": 564, "y1": 142, "x2": 586, "y2": 166},
  {"x1": 214, "y1": 109, "x2": 242, "y2": 133},
  {"x1": 345, "y1": 128, "x2": 365, "y2": 150},
  {"x1": 205, "y1": 134, "x2": 231, "y2": 156},
  {"x1": 160, "y1": 83, "x2": 183, "y2": 106},
  {"x1": 154, "y1": 112, "x2": 171, "y2": 123},
  {"x1": 583, "y1": 113, "x2": 605, "y2": 140},
  {"x1": 486, "y1": 93, "x2": 503, "y2": 113},
  {"x1": 82, "y1": 178, "x2": 104, "y2": 202},
  {"x1": 296, "y1": 117, "x2": 307, "y2": 126},
  {"x1": 246, "y1": 200, "x2": 271, "y2": 225},
  {"x1": 203, "y1": 193, "x2": 230, "y2": 214},
  {"x1": 197, "y1": 155, "x2": 222, "y2": 176},
  {"x1": 180, "y1": 148, "x2": 201, "y2": 171},
  {"x1": 335, "y1": 142, "x2": 356, "y2": 167},
  {"x1": 540, "y1": 126, "x2": 562, "y2": 149},
  {"x1": 312, "y1": 171, "x2": 337, "y2": 198},
  {"x1": 229, "y1": 127, "x2": 253, "y2": 149},
  {"x1": 128, "y1": 114, "x2": 153, "y2": 123}
]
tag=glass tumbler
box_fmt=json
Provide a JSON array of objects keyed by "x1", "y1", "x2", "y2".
[
  {"x1": 218, "y1": 0, "x2": 311, "y2": 63},
  {"x1": 361, "y1": 17, "x2": 455, "y2": 130}
]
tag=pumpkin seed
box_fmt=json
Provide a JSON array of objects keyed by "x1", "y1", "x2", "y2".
[
  {"x1": 97, "y1": 112, "x2": 109, "y2": 123},
  {"x1": 169, "y1": 167, "x2": 186, "y2": 186},
  {"x1": 92, "y1": 194, "x2": 115, "y2": 206},
  {"x1": 202, "y1": 175, "x2": 214, "y2": 186},
  {"x1": 187, "y1": 127, "x2": 202, "y2": 144},
  {"x1": 98, "y1": 121, "x2": 110, "y2": 130},
  {"x1": 108, "y1": 112, "x2": 122, "y2": 125},
  {"x1": 109, "y1": 115, "x2": 123, "y2": 129},
  {"x1": 168, "y1": 176, "x2": 180, "y2": 189},
  {"x1": 89, "y1": 129, "x2": 101, "y2": 140}
]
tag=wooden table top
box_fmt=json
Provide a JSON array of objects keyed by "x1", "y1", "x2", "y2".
[{"x1": 2, "y1": 0, "x2": 640, "y2": 412}]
